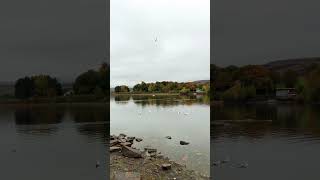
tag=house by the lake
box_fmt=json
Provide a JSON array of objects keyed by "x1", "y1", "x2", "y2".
[
  {"x1": 193, "y1": 88, "x2": 205, "y2": 95},
  {"x1": 276, "y1": 88, "x2": 297, "y2": 100}
]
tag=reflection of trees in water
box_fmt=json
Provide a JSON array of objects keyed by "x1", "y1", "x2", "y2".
[
  {"x1": 68, "y1": 104, "x2": 108, "y2": 144},
  {"x1": 14, "y1": 106, "x2": 64, "y2": 135},
  {"x1": 76, "y1": 123, "x2": 108, "y2": 145},
  {"x1": 68, "y1": 104, "x2": 109, "y2": 123},
  {"x1": 134, "y1": 98, "x2": 181, "y2": 107},
  {"x1": 212, "y1": 104, "x2": 320, "y2": 139},
  {"x1": 14, "y1": 106, "x2": 64, "y2": 125},
  {"x1": 114, "y1": 95, "x2": 131, "y2": 102},
  {"x1": 212, "y1": 104, "x2": 277, "y2": 121},
  {"x1": 13, "y1": 104, "x2": 109, "y2": 138},
  {"x1": 16, "y1": 126, "x2": 60, "y2": 136},
  {"x1": 129, "y1": 95, "x2": 210, "y2": 107}
]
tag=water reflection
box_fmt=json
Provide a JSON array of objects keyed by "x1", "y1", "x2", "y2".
[
  {"x1": 0, "y1": 104, "x2": 108, "y2": 180},
  {"x1": 212, "y1": 104, "x2": 320, "y2": 180},
  {"x1": 15, "y1": 106, "x2": 64, "y2": 125},
  {"x1": 114, "y1": 95, "x2": 131, "y2": 102},
  {"x1": 111, "y1": 95, "x2": 210, "y2": 176},
  {"x1": 113, "y1": 94, "x2": 210, "y2": 107},
  {"x1": 213, "y1": 104, "x2": 320, "y2": 133}
]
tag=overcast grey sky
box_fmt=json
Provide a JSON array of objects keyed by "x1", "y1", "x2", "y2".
[
  {"x1": 213, "y1": 0, "x2": 320, "y2": 67},
  {"x1": 0, "y1": 0, "x2": 106, "y2": 83},
  {"x1": 110, "y1": 0, "x2": 210, "y2": 87}
]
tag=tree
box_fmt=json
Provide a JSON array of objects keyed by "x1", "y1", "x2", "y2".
[
  {"x1": 14, "y1": 77, "x2": 35, "y2": 99},
  {"x1": 114, "y1": 85, "x2": 130, "y2": 93},
  {"x1": 148, "y1": 83, "x2": 157, "y2": 92},
  {"x1": 202, "y1": 84, "x2": 210, "y2": 94},
  {"x1": 282, "y1": 70, "x2": 298, "y2": 88},
  {"x1": 180, "y1": 87, "x2": 190, "y2": 94},
  {"x1": 98, "y1": 62, "x2": 109, "y2": 91},
  {"x1": 73, "y1": 63, "x2": 109, "y2": 95},
  {"x1": 73, "y1": 70, "x2": 100, "y2": 94},
  {"x1": 31, "y1": 75, "x2": 62, "y2": 97},
  {"x1": 15, "y1": 75, "x2": 62, "y2": 99},
  {"x1": 133, "y1": 84, "x2": 141, "y2": 92}
]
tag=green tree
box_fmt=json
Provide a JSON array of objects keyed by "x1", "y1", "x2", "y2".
[
  {"x1": 73, "y1": 70, "x2": 100, "y2": 94},
  {"x1": 114, "y1": 85, "x2": 130, "y2": 93},
  {"x1": 180, "y1": 87, "x2": 190, "y2": 94},
  {"x1": 31, "y1": 75, "x2": 62, "y2": 97},
  {"x1": 282, "y1": 70, "x2": 298, "y2": 88},
  {"x1": 14, "y1": 77, "x2": 35, "y2": 99}
]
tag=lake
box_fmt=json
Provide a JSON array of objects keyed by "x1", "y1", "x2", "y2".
[
  {"x1": 110, "y1": 95, "x2": 210, "y2": 176},
  {"x1": 213, "y1": 104, "x2": 320, "y2": 180},
  {"x1": 0, "y1": 104, "x2": 108, "y2": 180}
]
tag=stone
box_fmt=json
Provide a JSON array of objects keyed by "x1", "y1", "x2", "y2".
[
  {"x1": 180, "y1": 141, "x2": 189, "y2": 145},
  {"x1": 110, "y1": 140, "x2": 120, "y2": 146},
  {"x1": 135, "y1": 138, "x2": 143, "y2": 142},
  {"x1": 126, "y1": 136, "x2": 135, "y2": 143},
  {"x1": 144, "y1": 147, "x2": 157, "y2": 153},
  {"x1": 120, "y1": 142, "x2": 132, "y2": 147},
  {"x1": 122, "y1": 146, "x2": 142, "y2": 158},
  {"x1": 110, "y1": 135, "x2": 117, "y2": 140},
  {"x1": 119, "y1": 133, "x2": 127, "y2": 138},
  {"x1": 161, "y1": 163, "x2": 171, "y2": 170},
  {"x1": 149, "y1": 152, "x2": 157, "y2": 157},
  {"x1": 110, "y1": 146, "x2": 121, "y2": 152},
  {"x1": 165, "y1": 136, "x2": 172, "y2": 139}
]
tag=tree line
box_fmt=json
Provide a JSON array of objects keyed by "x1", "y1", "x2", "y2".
[
  {"x1": 212, "y1": 63, "x2": 320, "y2": 102},
  {"x1": 14, "y1": 63, "x2": 109, "y2": 99},
  {"x1": 114, "y1": 81, "x2": 210, "y2": 95}
]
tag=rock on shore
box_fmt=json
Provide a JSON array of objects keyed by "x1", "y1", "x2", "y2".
[{"x1": 110, "y1": 134, "x2": 209, "y2": 180}]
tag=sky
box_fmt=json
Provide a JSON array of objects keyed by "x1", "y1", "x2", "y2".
[
  {"x1": 110, "y1": 0, "x2": 210, "y2": 87},
  {"x1": 0, "y1": 0, "x2": 106, "y2": 83},
  {"x1": 213, "y1": 0, "x2": 320, "y2": 67}
]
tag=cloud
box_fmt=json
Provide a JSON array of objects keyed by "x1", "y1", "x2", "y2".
[
  {"x1": 110, "y1": 0, "x2": 210, "y2": 87},
  {"x1": 0, "y1": 0, "x2": 106, "y2": 83},
  {"x1": 213, "y1": 0, "x2": 320, "y2": 66}
]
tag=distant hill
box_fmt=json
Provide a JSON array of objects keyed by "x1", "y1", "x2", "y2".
[
  {"x1": 192, "y1": 80, "x2": 210, "y2": 85},
  {"x1": 263, "y1": 57, "x2": 320, "y2": 75}
]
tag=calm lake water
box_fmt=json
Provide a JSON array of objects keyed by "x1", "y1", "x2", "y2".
[
  {"x1": 213, "y1": 104, "x2": 320, "y2": 180},
  {"x1": 110, "y1": 95, "x2": 210, "y2": 176},
  {"x1": 0, "y1": 104, "x2": 108, "y2": 180}
]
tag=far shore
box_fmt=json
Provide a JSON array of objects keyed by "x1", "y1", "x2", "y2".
[
  {"x1": 211, "y1": 99, "x2": 320, "y2": 106},
  {"x1": 111, "y1": 92, "x2": 180, "y2": 96},
  {"x1": 0, "y1": 95, "x2": 109, "y2": 105}
]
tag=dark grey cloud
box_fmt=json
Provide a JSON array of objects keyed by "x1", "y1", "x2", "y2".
[
  {"x1": 0, "y1": 0, "x2": 106, "y2": 83},
  {"x1": 111, "y1": 0, "x2": 210, "y2": 87},
  {"x1": 213, "y1": 0, "x2": 320, "y2": 66}
]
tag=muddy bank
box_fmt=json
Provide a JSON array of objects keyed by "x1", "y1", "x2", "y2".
[{"x1": 110, "y1": 134, "x2": 209, "y2": 180}]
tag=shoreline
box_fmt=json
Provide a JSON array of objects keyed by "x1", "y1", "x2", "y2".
[
  {"x1": 211, "y1": 99, "x2": 320, "y2": 105},
  {"x1": 110, "y1": 134, "x2": 209, "y2": 180},
  {"x1": 0, "y1": 95, "x2": 109, "y2": 105},
  {"x1": 111, "y1": 92, "x2": 180, "y2": 96}
]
